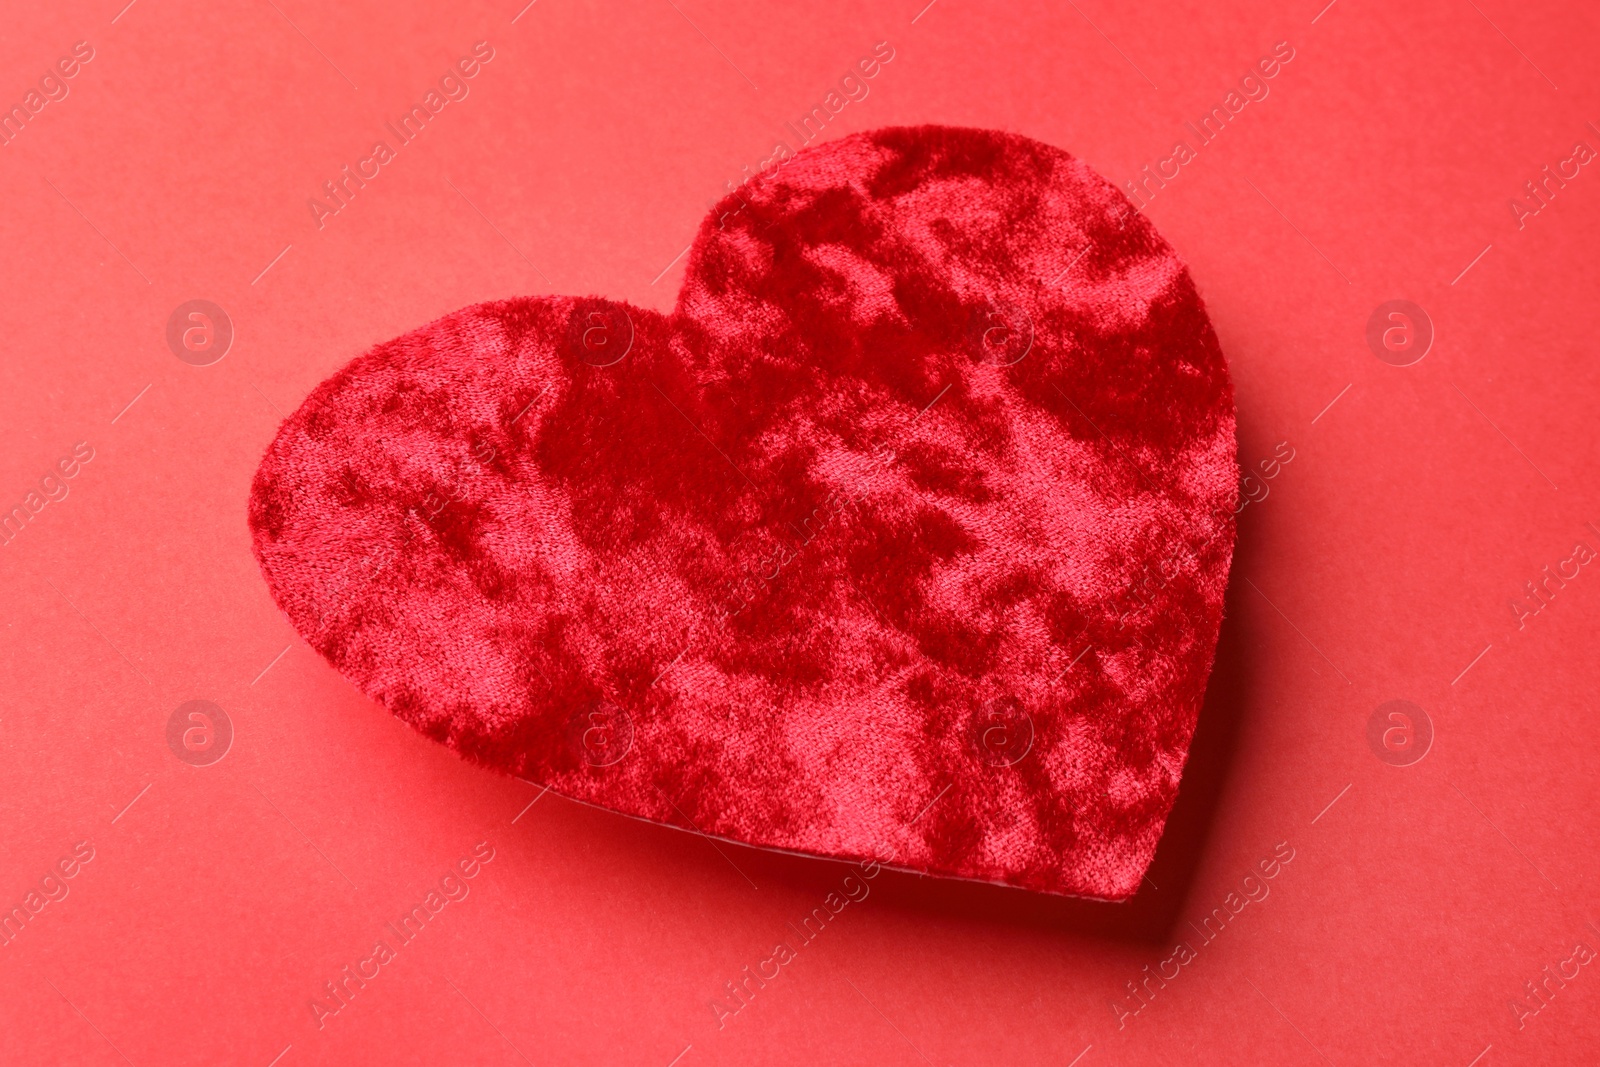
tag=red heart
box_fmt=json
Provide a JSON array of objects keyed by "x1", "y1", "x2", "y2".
[{"x1": 250, "y1": 125, "x2": 1236, "y2": 899}]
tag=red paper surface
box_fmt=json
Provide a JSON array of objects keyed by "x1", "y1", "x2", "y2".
[{"x1": 2, "y1": 1, "x2": 1597, "y2": 1064}]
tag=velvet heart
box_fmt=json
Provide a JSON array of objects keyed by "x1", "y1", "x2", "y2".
[{"x1": 250, "y1": 125, "x2": 1237, "y2": 900}]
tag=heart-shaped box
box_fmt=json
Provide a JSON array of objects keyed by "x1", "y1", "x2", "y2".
[{"x1": 250, "y1": 125, "x2": 1237, "y2": 899}]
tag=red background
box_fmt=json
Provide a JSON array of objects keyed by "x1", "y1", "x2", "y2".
[{"x1": 2, "y1": 0, "x2": 1598, "y2": 1063}]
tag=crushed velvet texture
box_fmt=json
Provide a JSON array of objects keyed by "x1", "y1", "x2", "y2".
[{"x1": 250, "y1": 125, "x2": 1236, "y2": 900}]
